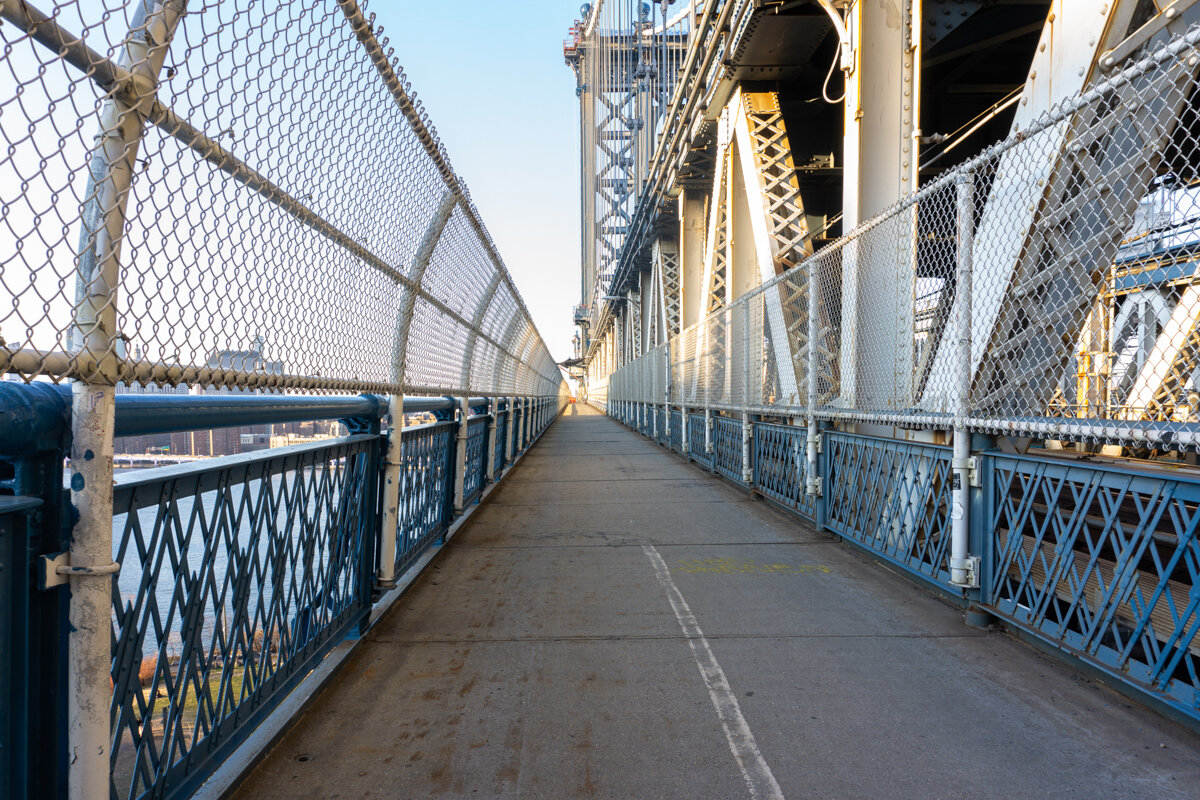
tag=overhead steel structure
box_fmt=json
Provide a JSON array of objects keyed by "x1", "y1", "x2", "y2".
[
  {"x1": 565, "y1": 0, "x2": 690, "y2": 350},
  {"x1": 572, "y1": 0, "x2": 1200, "y2": 448},
  {"x1": 574, "y1": 0, "x2": 1200, "y2": 734}
]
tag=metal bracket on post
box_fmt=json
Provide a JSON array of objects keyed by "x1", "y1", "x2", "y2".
[
  {"x1": 949, "y1": 555, "x2": 981, "y2": 589},
  {"x1": 967, "y1": 456, "x2": 980, "y2": 488},
  {"x1": 805, "y1": 421, "x2": 822, "y2": 497},
  {"x1": 39, "y1": 553, "x2": 120, "y2": 590}
]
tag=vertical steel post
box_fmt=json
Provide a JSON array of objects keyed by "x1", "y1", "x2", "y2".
[
  {"x1": 741, "y1": 298, "x2": 753, "y2": 484},
  {"x1": 806, "y1": 255, "x2": 821, "y2": 497},
  {"x1": 665, "y1": 338, "x2": 673, "y2": 445},
  {"x1": 681, "y1": 404, "x2": 690, "y2": 454},
  {"x1": 950, "y1": 172, "x2": 976, "y2": 588},
  {"x1": 519, "y1": 397, "x2": 528, "y2": 449},
  {"x1": 486, "y1": 397, "x2": 498, "y2": 481},
  {"x1": 741, "y1": 411, "x2": 753, "y2": 485},
  {"x1": 68, "y1": 4, "x2": 184, "y2": 798},
  {"x1": 524, "y1": 397, "x2": 532, "y2": 447},
  {"x1": 377, "y1": 395, "x2": 404, "y2": 589},
  {"x1": 704, "y1": 407, "x2": 713, "y2": 455},
  {"x1": 453, "y1": 397, "x2": 470, "y2": 514},
  {"x1": 505, "y1": 396, "x2": 515, "y2": 463}
]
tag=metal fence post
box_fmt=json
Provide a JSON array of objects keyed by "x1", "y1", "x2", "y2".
[
  {"x1": 681, "y1": 404, "x2": 690, "y2": 454},
  {"x1": 377, "y1": 394, "x2": 403, "y2": 590},
  {"x1": 950, "y1": 170, "x2": 979, "y2": 589},
  {"x1": 505, "y1": 396, "x2": 515, "y2": 463},
  {"x1": 453, "y1": 397, "x2": 470, "y2": 514},
  {"x1": 486, "y1": 397, "x2": 499, "y2": 482},
  {"x1": 806, "y1": 253, "x2": 822, "y2": 499},
  {"x1": 742, "y1": 411, "x2": 753, "y2": 485},
  {"x1": 67, "y1": 5, "x2": 185, "y2": 798},
  {"x1": 518, "y1": 397, "x2": 528, "y2": 449}
]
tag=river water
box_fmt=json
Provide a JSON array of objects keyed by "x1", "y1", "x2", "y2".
[{"x1": 76, "y1": 466, "x2": 350, "y2": 659}]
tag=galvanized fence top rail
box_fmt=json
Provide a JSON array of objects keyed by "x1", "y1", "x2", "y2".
[
  {"x1": 608, "y1": 18, "x2": 1200, "y2": 452},
  {"x1": 0, "y1": 0, "x2": 564, "y2": 399}
]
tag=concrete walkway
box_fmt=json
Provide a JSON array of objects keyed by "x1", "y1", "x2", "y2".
[{"x1": 234, "y1": 404, "x2": 1200, "y2": 799}]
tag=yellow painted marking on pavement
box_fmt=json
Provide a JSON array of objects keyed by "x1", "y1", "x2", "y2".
[{"x1": 677, "y1": 557, "x2": 830, "y2": 575}]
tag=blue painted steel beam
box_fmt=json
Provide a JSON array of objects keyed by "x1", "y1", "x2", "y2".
[
  {"x1": 0, "y1": 383, "x2": 69, "y2": 455},
  {"x1": 0, "y1": 383, "x2": 509, "y2": 449}
]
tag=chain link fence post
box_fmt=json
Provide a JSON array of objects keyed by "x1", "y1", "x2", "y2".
[
  {"x1": 486, "y1": 397, "x2": 499, "y2": 481},
  {"x1": 66, "y1": 4, "x2": 185, "y2": 798},
  {"x1": 377, "y1": 395, "x2": 404, "y2": 590},
  {"x1": 806, "y1": 253, "x2": 821, "y2": 500},
  {"x1": 505, "y1": 397, "x2": 516, "y2": 463},
  {"x1": 453, "y1": 397, "x2": 470, "y2": 514},
  {"x1": 950, "y1": 170, "x2": 978, "y2": 589}
]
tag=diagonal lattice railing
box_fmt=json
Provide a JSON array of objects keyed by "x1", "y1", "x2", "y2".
[{"x1": 0, "y1": 4, "x2": 567, "y2": 800}]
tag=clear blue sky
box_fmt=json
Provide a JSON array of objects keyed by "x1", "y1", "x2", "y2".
[{"x1": 378, "y1": 1, "x2": 584, "y2": 362}]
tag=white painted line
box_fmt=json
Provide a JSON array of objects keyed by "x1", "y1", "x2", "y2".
[{"x1": 642, "y1": 545, "x2": 785, "y2": 800}]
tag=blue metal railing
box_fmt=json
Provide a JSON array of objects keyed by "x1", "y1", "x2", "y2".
[
  {"x1": 752, "y1": 421, "x2": 816, "y2": 520},
  {"x1": 494, "y1": 409, "x2": 509, "y2": 473},
  {"x1": 687, "y1": 413, "x2": 712, "y2": 468},
  {"x1": 110, "y1": 436, "x2": 379, "y2": 800},
  {"x1": 0, "y1": 385, "x2": 560, "y2": 800},
  {"x1": 713, "y1": 415, "x2": 743, "y2": 483},
  {"x1": 605, "y1": 400, "x2": 1200, "y2": 732},
  {"x1": 984, "y1": 452, "x2": 1200, "y2": 726},
  {"x1": 463, "y1": 416, "x2": 490, "y2": 505},
  {"x1": 823, "y1": 432, "x2": 953, "y2": 593},
  {"x1": 395, "y1": 421, "x2": 457, "y2": 575}
]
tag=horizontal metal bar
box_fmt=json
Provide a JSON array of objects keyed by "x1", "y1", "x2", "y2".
[
  {"x1": 110, "y1": 393, "x2": 387, "y2": 436},
  {"x1": 0, "y1": 383, "x2": 519, "y2": 447},
  {"x1": 112, "y1": 433, "x2": 379, "y2": 509},
  {"x1": 0, "y1": 381, "x2": 70, "y2": 454}
]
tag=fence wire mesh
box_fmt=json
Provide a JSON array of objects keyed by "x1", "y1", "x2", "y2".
[
  {"x1": 606, "y1": 19, "x2": 1200, "y2": 452},
  {"x1": 0, "y1": 0, "x2": 563, "y2": 398}
]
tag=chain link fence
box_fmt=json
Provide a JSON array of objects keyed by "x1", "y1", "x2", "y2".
[
  {"x1": 0, "y1": 0, "x2": 563, "y2": 398},
  {"x1": 608, "y1": 19, "x2": 1200, "y2": 451}
]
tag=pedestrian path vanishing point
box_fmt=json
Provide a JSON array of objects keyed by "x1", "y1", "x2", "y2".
[{"x1": 233, "y1": 404, "x2": 1200, "y2": 799}]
